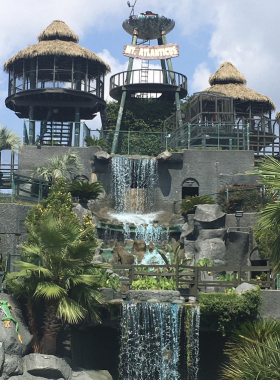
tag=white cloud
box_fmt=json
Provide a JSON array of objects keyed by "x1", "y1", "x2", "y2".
[{"x1": 190, "y1": 62, "x2": 211, "y2": 93}]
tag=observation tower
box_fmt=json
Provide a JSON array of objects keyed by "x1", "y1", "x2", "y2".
[
  {"x1": 4, "y1": 20, "x2": 111, "y2": 147},
  {"x1": 110, "y1": 10, "x2": 187, "y2": 153}
]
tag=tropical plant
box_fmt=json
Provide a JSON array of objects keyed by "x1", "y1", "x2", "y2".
[
  {"x1": 68, "y1": 180, "x2": 104, "y2": 203},
  {"x1": 158, "y1": 243, "x2": 183, "y2": 265},
  {"x1": 84, "y1": 135, "x2": 108, "y2": 150},
  {"x1": 33, "y1": 150, "x2": 83, "y2": 182},
  {"x1": 217, "y1": 185, "x2": 263, "y2": 213},
  {"x1": 180, "y1": 195, "x2": 215, "y2": 215},
  {"x1": 7, "y1": 215, "x2": 108, "y2": 355},
  {"x1": 195, "y1": 258, "x2": 213, "y2": 267},
  {"x1": 220, "y1": 319, "x2": 280, "y2": 380},
  {"x1": 254, "y1": 156, "x2": 280, "y2": 271},
  {"x1": 0, "y1": 125, "x2": 21, "y2": 152}
]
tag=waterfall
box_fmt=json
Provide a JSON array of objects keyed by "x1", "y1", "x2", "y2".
[
  {"x1": 119, "y1": 302, "x2": 200, "y2": 380},
  {"x1": 111, "y1": 156, "x2": 158, "y2": 213}
]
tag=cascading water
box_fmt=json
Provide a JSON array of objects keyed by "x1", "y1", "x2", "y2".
[
  {"x1": 111, "y1": 156, "x2": 158, "y2": 214},
  {"x1": 119, "y1": 302, "x2": 200, "y2": 380}
]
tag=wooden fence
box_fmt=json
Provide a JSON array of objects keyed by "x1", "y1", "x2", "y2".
[{"x1": 113, "y1": 264, "x2": 275, "y2": 296}]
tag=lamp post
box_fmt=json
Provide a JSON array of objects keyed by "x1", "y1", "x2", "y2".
[{"x1": 235, "y1": 211, "x2": 243, "y2": 231}]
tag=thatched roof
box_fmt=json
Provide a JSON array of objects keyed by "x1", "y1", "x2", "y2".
[
  {"x1": 4, "y1": 20, "x2": 111, "y2": 74},
  {"x1": 209, "y1": 62, "x2": 246, "y2": 85},
  {"x1": 205, "y1": 62, "x2": 275, "y2": 111},
  {"x1": 38, "y1": 20, "x2": 79, "y2": 43},
  {"x1": 275, "y1": 111, "x2": 280, "y2": 121}
]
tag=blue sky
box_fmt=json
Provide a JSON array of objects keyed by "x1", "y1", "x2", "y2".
[{"x1": 0, "y1": 0, "x2": 280, "y2": 138}]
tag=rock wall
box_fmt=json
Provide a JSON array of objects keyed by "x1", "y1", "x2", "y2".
[{"x1": 180, "y1": 205, "x2": 250, "y2": 269}]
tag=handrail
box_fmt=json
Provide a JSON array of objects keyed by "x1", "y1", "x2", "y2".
[
  {"x1": 110, "y1": 69, "x2": 187, "y2": 91},
  {"x1": 113, "y1": 264, "x2": 275, "y2": 296}
]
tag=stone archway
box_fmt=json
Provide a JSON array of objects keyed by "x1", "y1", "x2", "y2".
[{"x1": 182, "y1": 178, "x2": 199, "y2": 199}]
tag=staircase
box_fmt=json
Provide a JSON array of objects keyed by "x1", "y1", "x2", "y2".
[{"x1": 40, "y1": 121, "x2": 72, "y2": 146}]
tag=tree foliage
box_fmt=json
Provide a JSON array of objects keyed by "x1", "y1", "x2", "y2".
[
  {"x1": 0, "y1": 125, "x2": 21, "y2": 152},
  {"x1": 33, "y1": 150, "x2": 83, "y2": 182},
  {"x1": 221, "y1": 319, "x2": 280, "y2": 380},
  {"x1": 68, "y1": 180, "x2": 104, "y2": 203}
]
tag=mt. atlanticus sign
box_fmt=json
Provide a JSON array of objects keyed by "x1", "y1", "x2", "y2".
[{"x1": 123, "y1": 44, "x2": 179, "y2": 60}]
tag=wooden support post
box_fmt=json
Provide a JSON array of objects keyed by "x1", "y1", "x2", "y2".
[
  {"x1": 53, "y1": 58, "x2": 56, "y2": 88},
  {"x1": 22, "y1": 60, "x2": 25, "y2": 91},
  {"x1": 71, "y1": 58, "x2": 74, "y2": 90},
  {"x1": 111, "y1": 29, "x2": 138, "y2": 154},
  {"x1": 74, "y1": 107, "x2": 80, "y2": 147},
  {"x1": 29, "y1": 106, "x2": 35, "y2": 145}
]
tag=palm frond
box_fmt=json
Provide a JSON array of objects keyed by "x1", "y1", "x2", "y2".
[
  {"x1": 57, "y1": 296, "x2": 87, "y2": 324},
  {"x1": 34, "y1": 282, "x2": 67, "y2": 300}
]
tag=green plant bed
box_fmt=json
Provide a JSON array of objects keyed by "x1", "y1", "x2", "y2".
[{"x1": 199, "y1": 289, "x2": 261, "y2": 335}]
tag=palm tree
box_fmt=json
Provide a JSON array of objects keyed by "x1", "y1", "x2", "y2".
[
  {"x1": 68, "y1": 180, "x2": 104, "y2": 203},
  {"x1": 7, "y1": 215, "x2": 108, "y2": 354},
  {"x1": 221, "y1": 319, "x2": 280, "y2": 380},
  {"x1": 33, "y1": 150, "x2": 83, "y2": 182},
  {"x1": 0, "y1": 125, "x2": 21, "y2": 152},
  {"x1": 254, "y1": 155, "x2": 280, "y2": 270}
]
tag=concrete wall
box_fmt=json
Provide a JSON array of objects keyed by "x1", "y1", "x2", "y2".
[
  {"x1": 0, "y1": 204, "x2": 31, "y2": 258},
  {"x1": 17, "y1": 146, "x2": 100, "y2": 180},
  {"x1": 156, "y1": 150, "x2": 255, "y2": 212}
]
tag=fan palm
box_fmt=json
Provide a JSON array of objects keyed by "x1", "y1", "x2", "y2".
[
  {"x1": 221, "y1": 319, "x2": 280, "y2": 380},
  {"x1": 68, "y1": 180, "x2": 104, "y2": 203},
  {"x1": 7, "y1": 215, "x2": 108, "y2": 355},
  {"x1": 33, "y1": 150, "x2": 83, "y2": 182},
  {"x1": 254, "y1": 156, "x2": 280, "y2": 270},
  {"x1": 0, "y1": 125, "x2": 21, "y2": 152}
]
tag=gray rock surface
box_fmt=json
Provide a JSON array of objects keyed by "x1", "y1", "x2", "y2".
[
  {"x1": 0, "y1": 294, "x2": 32, "y2": 356},
  {"x1": 113, "y1": 245, "x2": 134, "y2": 265},
  {"x1": 194, "y1": 205, "x2": 226, "y2": 231},
  {"x1": 131, "y1": 240, "x2": 146, "y2": 264},
  {"x1": 127, "y1": 290, "x2": 181, "y2": 302},
  {"x1": 226, "y1": 232, "x2": 249, "y2": 266},
  {"x1": 72, "y1": 204, "x2": 88, "y2": 222},
  {"x1": 2, "y1": 355, "x2": 23, "y2": 379},
  {"x1": 94, "y1": 151, "x2": 110, "y2": 161},
  {"x1": 0, "y1": 343, "x2": 4, "y2": 373},
  {"x1": 197, "y1": 229, "x2": 226, "y2": 241},
  {"x1": 180, "y1": 218, "x2": 195, "y2": 243},
  {"x1": 24, "y1": 354, "x2": 72, "y2": 380},
  {"x1": 234, "y1": 282, "x2": 257, "y2": 295},
  {"x1": 194, "y1": 238, "x2": 227, "y2": 265},
  {"x1": 99, "y1": 288, "x2": 114, "y2": 302}
]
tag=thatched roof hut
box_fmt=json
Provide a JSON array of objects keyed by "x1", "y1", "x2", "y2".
[
  {"x1": 4, "y1": 20, "x2": 111, "y2": 74},
  {"x1": 205, "y1": 62, "x2": 275, "y2": 113}
]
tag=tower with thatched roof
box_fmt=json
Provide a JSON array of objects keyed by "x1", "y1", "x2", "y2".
[
  {"x1": 4, "y1": 20, "x2": 111, "y2": 147},
  {"x1": 172, "y1": 62, "x2": 278, "y2": 155}
]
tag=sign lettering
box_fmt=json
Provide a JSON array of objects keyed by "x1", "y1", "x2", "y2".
[{"x1": 123, "y1": 44, "x2": 179, "y2": 60}]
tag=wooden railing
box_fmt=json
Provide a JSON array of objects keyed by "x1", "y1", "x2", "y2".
[{"x1": 113, "y1": 264, "x2": 275, "y2": 296}]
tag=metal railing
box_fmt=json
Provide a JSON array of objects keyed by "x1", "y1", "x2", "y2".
[
  {"x1": 110, "y1": 69, "x2": 187, "y2": 91},
  {"x1": 113, "y1": 264, "x2": 274, "y2": 296}
]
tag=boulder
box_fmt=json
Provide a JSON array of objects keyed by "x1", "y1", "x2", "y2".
[
  {"x1": 234, "y1": 282, "x2": 257, "y2": 295},
  {"x1": 180, "y1": 217, "x2": 195, "y2": 242},
  {"x1": 2, "y1": 354, "x2": 23, "y2": 379},
  {"x1": 197, "y1": 229, "x2": 226, "y2": 241},
  {"x1": 0, "y1": 294, "x2": 32, "y2": 356},
  {"x1": 94, "y1": 151, "x2": 110, "y2": 161},
  {"x1": 131, "y1": 240, "x2": 146, "y2": 264},
  {"x1": 71, "y1": 369, "x2": 112, "y2": 380},
  {"x1": 73, "y1": 204, "x2": 88, "y2": 222},
  {"x1": 194, "y1": 205, "x2": 226, "y2": 230},
  {"x1": 156, "y1": 151, "x2": 172, "y2": 161},
  {"x1": 113, "y1": 246, "x2": 134, "y2": 265},
  {"x1": 226, "y1": 231, "x2": 250, "y2": 266},
  {"x1": 99, "y1": 288, "x2": 114, "y2": 302},
  {"x1": 92, "y1": 255, "x2": 105, "y2": 263},
  {"x1": 23, "y1": 354, "x2": 72, "y2": 380},
  {"x1": 194, "y1": 238, "x2": 227, "y2": 266},
  {"x1": 0, "y1": 342, "x2": 4, "y2": 372}
]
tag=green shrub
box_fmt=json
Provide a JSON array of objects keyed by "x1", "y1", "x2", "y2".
[
  {"x1": 217, "y1": 186, "x2": 263, "y2": 213},
  {"x1": 68, "y1": 180, "x2": 104, "y2": 203},
  {"x1": 181, "y1": 195, "x2": 215, "y2": 215},
  {"x1": 131, "y1": 276, "x2": 176, "y2": 290},
  {"x1": 199, "y1": 289, "x2": 261, "y2": 335}
]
